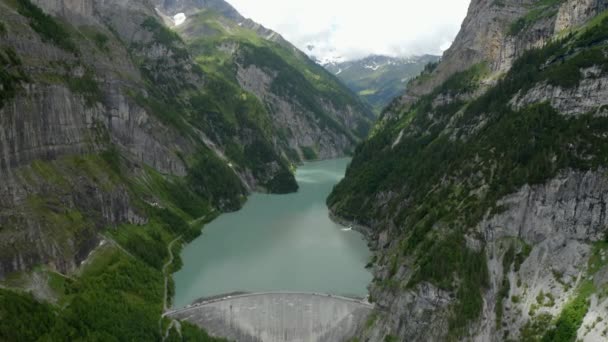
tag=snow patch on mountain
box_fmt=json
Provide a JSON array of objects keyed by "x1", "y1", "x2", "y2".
[
  {"x1": 364, "y1": 63, "x2": 381, "y2": 71},
  {"x1": 316, "y1": 54, "x2": 346, "y2": 66},
  {"x1": 174, "y1": 13, "x2": 186, "y2": 26}
]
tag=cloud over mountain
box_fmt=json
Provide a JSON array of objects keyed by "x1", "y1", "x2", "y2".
[{"x1": 226, "y1": 0, "x2": 471, "y2": 61}]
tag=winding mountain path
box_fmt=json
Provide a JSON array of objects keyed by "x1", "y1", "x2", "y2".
[
  {"x1": 163, "y1": 236, "x2": 182, "y2": 312},
  {"x1": 160, "y1": 236, "x2": 182, "y2": 340}
]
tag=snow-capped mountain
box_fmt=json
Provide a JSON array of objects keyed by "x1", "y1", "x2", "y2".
[
  {"x1": 323, "y1": 54, "x2": 440, "y2": 114},
  {"x1": 305, "y1": 44, "x2": 346, "y2": 66}
]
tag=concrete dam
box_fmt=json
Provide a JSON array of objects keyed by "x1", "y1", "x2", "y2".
[{"x1": 164, "y1": 292, "x2": 374, "y2": 342}]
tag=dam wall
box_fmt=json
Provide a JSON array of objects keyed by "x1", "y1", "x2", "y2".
[{"x1": 165, "y1": 292, "x2": 374, "y2": 342}]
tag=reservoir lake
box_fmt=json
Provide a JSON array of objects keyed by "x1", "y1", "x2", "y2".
[{"x1": 173, "y1": 158, "x2": 372, "y2": 308}]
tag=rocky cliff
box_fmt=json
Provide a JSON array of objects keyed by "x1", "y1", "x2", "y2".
[
  {"x1": 397, "y1": 0, "x2": 607, "y2": 108},
  {"x1": 329, "y1": 1, "x2": 608, "y2": 341}
]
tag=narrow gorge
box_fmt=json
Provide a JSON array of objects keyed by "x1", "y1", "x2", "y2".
[{"x1": 2, "y1": 0, "x2": 608, "y2": 341}]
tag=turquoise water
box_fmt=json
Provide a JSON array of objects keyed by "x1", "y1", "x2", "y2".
[{"x1": 172, "y1": 158, "x2": 372, "y2": 308}]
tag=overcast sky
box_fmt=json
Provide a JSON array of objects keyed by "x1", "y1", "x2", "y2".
[{"x1": 226, "y1": 0, "x2": 471, "y2": 61}]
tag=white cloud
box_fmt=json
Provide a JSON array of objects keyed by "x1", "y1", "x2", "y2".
[{"x1": 225, "y1": 0, "x2": 471, "y2": 61}]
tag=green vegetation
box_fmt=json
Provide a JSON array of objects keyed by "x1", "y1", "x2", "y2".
[
  {"x1": 409, "y1": 59, "x2": 441, "y2": 87},
  {"x1": 0, "y1": 246, "x2": 164, "y2": 341},
  {"x1": 134, "y1": 14, "x2": 301, "y2": 196},
  {"x1": 66, "y1": 70, "x2": 102, "y2": 106},
  {"x1": 496, "y1": 244, "x2": 515, "y2": 326},
  {"x1": 508, "y1": 0, "x2": 565, "y2": 36},
  {"x1": 265, "y1": 169, "x2": 300, "y2": 194},
  {"x1": 15, "y1": 0, "x2": 77, "y2": 52},
  {"x1": 408, "y1": 231, "x2": 489, "y2": 336},
  {"x1": 540, "y1": 282, "x2": 593, "y2": 341},
  {"x1": 496, "y1": 238, "x2": 532, "y2": 326},
  {"x1": 301, "y1": 146, "x2": 318, "y2": 161},
  {"x1": 239, "y1": 42, "x2": 357, "y2": 140},
  {"x1": 358, "y1": 89, "x2": 377, "y2": 96},
  {"x1": 434, "y1": 62, "x2": 488, "y2": 95},
  {"x1": 93, "y1": 32, "x2": 109, "y2": 51},
  {"x1": 0, "y1": 289, "x2": 57, "y2": 341},
  {"x1": 1, "y1": 144, "x2": 231, "y2": 340},
  {"x1": 184, "y1": 9, "x2": 372, "y2": 139},
  {"x1": 78, "y1": 26, "x2": 110, "y2": 52},
  {"x1": 135, "y1": 17, "x2": 203, "y2": 131},
  {"x1": 0, "y1": 21, "x2": 6, "y2": 35},
  {"x1": 536, "y1": 291, "x2": 556, "y2": 307},
  {"x1": 166, "y1": 321, "x2": 224, "y2": 341},
  {"x1": 141, "y1": 17, "x2": 189, "y2": 58},
  {"x1": 333, "y1": 32, "x2": 608, "y2": 223},
  {"x1": 186, "y1": 69, "x2": 299, "y2": 195},
  {"x1": 187, "y1": 150, "x2": 247, "y2": 210},
  {"x1": 521, "y1": 313, "x2": 554, "y2": 341},
  {"x1": 134, "y1": 93, "x2": 195, "y2": 139},
  {"x1": 576, "y1": 14, "x2": 608, "y2": 48},
  {"x1": 336, "y1": 102, "x2": 608, "y2": 336},
  {"x1": 536, "y1": 243, "x2": 608, "y2": 341},
  {"x1": 0, "y1": 47, "x2": 27, "y2": 109},
  {"x1": 328, "y1": 56, "x2": 440, "y2": 114},
  {"x1": 135, "y1": 77, "x2": 299, "y2": 200},
  {"x1": 133, "y1": 167, "x2": 210, "y2": 220},
  {"x1": 0, "y1": 244, "x2": 225, "y2": 341}
]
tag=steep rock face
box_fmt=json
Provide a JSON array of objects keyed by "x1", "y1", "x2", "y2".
[
  {"x1": 164, "y1": 3, "x2": 374, "y2": 162},
  {"x1": 556, "y1": 0, "x2": 608, "y2": 31},
  {"x1": 475, "y1": 170, "x2": 608, "y2": 341},
  {"x1": 0, "y1": 82, "x2": 187, "y2": 176},
  {"x1": 329, "y1": 2, "x2": 608, "y2": 341},
  {"x1": 403, "y1": 0, "x2": 606, "y2": 106},
  {"x1": 236, "y1": 65, "x2": 351, "y2": 159},
  {"x1": 0, "y1": 0, "x2": 187, "y2": 278},
  {"x1": 403, "y1": 0, "x2": 528, "y2": 101},
  {"x1": 31, "y1": 0, "x2": 96, "y2": 18},
  {"x1": 495, "y1": 0, "x2": 607, "y2": 73},
  {"x1": 511, "y1": 70, "x2": 608, "y2": 116}
]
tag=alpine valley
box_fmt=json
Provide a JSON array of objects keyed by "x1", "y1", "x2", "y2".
[
  {"x1": 324, "y1": 55, "x2": 440, "y2": 115},
  {"x1": 2, "y1": 0, "x2": 608, "y2": 341}
]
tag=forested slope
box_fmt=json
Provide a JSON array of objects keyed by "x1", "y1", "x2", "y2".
[{"x1": 329, "y1": 1, "x2": 608, "y2": 340}]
